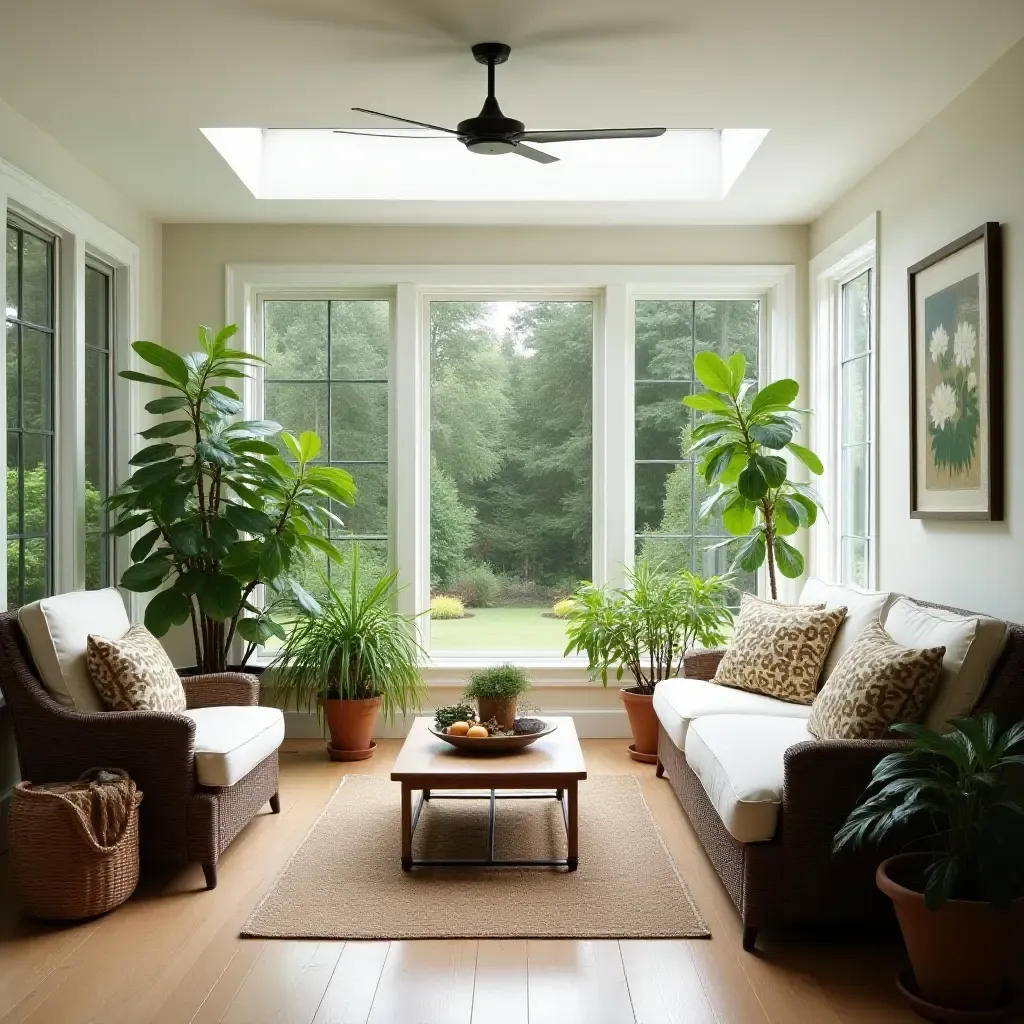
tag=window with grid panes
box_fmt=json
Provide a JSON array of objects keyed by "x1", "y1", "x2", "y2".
[
  {"x1": 85, "y1": 261, "x2": 114, "y2": 588},
  {"x1": 262, "y1": 299, "x2": 389, "y2": 598},
  {"x1": 839, "y1": 270, "x2": 873, "y2": 587},
  {"x1": 5, "y1": 219, "x2": 56, "y2": 608},
  {"x1": 634, "y1": 300, "x2": 760, "y2": 604}
]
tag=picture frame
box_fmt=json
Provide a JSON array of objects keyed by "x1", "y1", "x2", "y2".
[{"x1": 908, "y1": 222, "x2": 1003, "y2": 520}]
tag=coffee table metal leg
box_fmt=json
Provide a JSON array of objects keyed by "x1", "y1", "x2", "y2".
[
  {"x1": 401, "y1": 783, "x2": 412, "y2": 872},
  {"x1": 566, "y1": 780, "x2": 579, "y2": 871}
]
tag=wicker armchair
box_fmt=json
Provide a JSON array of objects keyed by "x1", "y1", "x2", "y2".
[
  {"x1": 0, "y1": 613, "x2": 280, "y2": 889},
  {"x1": 660, "y1": 602, "x2": 1024, "y2": 950}
]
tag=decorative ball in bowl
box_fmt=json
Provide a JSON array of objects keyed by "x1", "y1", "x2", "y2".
[{"x1": 429, "y1": 712, "x2": 556, "y2": 754}]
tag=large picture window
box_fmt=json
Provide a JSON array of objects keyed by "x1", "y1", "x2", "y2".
[
  {"x1": 85, "y1": 261, "x2": 114, "y2": 589},
  {"x1": 5, "y1": 219, "x2": 55, "y2": 608},
  {"x1": 428, "y1": 300, "x2": 593, "y2": 654},
  {"x1": 634, "y1": 300, "x2": 760, "y2": 600},
  {"x1": 261, "y1": 298, "x2": 390, "y2": 598}
]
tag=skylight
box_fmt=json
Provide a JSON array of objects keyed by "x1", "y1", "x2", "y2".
[{"x1": 202, "y1": 128, "x2": 768, "y2": 203}]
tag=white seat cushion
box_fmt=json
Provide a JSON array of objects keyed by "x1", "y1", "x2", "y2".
[
  {"x1": 18, "y1": 588, "x2": 130, "y2": 711},
  {"x1": 884, "y1": 598, "x2": 1008, "y2": 731},
  {"x1": 184, "y1": 706, "x2": 284, "y2": 788},
  {"x1": 799, "y1": 578, "x2": 895, "y2": 682},
  {"x1": 684, "y1": 715, "x2": 814, "y2": 843},
  {"x1": 653, "y1": 677, "x2": 812, "y2": 751}
]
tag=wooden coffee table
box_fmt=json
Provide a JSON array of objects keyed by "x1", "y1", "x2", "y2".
[{"x1": 390, "y1": 716, "x2": 587, "y2": 872}]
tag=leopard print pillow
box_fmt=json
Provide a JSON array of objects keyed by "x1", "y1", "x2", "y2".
[
  {"x1": 808, "y1": 620, "x2": 945, "y2": 740},
  {"x1": 713, "y1": 593, "x2": 847, "y2": 705},
  {"x1": 86, "y1": 624, "x2": 186, "y2": 712}
]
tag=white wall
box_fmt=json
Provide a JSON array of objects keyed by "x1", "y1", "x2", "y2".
[
  {"x1": 0, "y1": 95, "x2": 163, "y2": 836},
  {"x1": 810, "y1": 37, "x2": 1024, "y2": 623}
]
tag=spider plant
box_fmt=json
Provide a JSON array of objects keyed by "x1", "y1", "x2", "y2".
[
  {"x1": 834, "y1": 714, "x2": 1024, "y2": 910},
  {"x1": 269, "y1": 549, "x2": 426, "y2": 722}
]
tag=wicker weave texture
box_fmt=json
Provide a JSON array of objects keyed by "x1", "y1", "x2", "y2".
[{"x1": 11, "y1": 779, "x2": 142, "y2": 919}]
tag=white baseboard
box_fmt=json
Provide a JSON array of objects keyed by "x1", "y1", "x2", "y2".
[{"x1": 284, "y1": 708, "x2": 630, "y2": 741}]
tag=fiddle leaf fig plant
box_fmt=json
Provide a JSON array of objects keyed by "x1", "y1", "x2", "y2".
[
  {"x1": 107, "y1": 324, "x2": 357, "y2": 672},
  {"x1": 684, "y1": 351, "x2": 824, "y2": 599}
]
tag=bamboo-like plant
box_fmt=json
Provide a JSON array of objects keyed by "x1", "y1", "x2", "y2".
[
  {"x1": 107, "y1": 325, "x2": 357, "y2": 671},
  {"x1": 562, "y1": 561, "x2": 734, "y2": 696},
  {"x1": 684, "y1": 351, "x2": 824, "y2": 599},
  {"x1": 269, "y1": 550, "x2": 426, "y2": 721}
]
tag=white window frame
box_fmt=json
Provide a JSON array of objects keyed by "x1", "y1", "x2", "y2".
[
  {"x1": 228, "y1": 263, "x2": 797, "y2": 684},
  {"x1": 809, "y1": 213, "x2": 879, "y2": 588},
  {"x1": 0, "y1": 158, "x2": 140, "y2": 614}
]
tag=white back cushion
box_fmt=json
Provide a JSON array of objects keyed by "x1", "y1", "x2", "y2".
[
  {"x1": 18, "y1": 588, "x2": 130, "y2": 711},
  {"x1": 884, "y1": 598, "x2": 1007, "y2": 731},
  {"x1": 799, "y1": 577, "x2": 895, "y2": 681}
]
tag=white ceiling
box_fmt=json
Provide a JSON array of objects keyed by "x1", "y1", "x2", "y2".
[{"x1": 2, "y1": 0, "x2": 1023, "y2": 226}]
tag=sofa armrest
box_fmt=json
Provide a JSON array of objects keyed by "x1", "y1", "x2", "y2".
[
  {"x1": 683, "y1": 648, "x2": 726, "y2": 681},
  {"x1": 183, "y1": 671, "x2": 260, "y2": 709}
]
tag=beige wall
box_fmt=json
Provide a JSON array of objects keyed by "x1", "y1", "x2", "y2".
[
  {"x1": 0, "y1": 96, "x2": 163, "y2": 833},
  {"x1": 811, "y1": 38, "x2": 1024, "y2": 623}
]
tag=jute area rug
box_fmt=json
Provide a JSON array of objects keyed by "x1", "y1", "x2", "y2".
[{"x1": 243, "y1": 774, "x2": 709, "y2": 940}]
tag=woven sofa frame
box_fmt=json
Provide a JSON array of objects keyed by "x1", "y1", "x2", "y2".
[
  {"x1": 662, "y1": 601, "x2": 1024, "y2": 952},
  {"x1": 0, "y1": 613, "x2": 279, "y2": 889}
]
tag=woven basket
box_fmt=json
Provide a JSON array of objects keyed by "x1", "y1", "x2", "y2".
[{"x1": 10, "y1": 768, "x2": 143, "y2": 920}]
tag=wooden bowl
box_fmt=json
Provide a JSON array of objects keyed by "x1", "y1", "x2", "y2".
[{"x1": 428, "y1": 720, "x2": 558, "y2": 755}]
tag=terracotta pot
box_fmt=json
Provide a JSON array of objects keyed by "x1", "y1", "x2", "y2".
[
  {"x1": 323, "y1": 696, "x2": 381, "y2": 756},
  {"x1": 877, "y1": 854, "x2": 1022, "y2": 1013},
  {"x1": 620, "y1": 687, "x2": 659, "y2": 757},
  {"x1": 476, "y1": 697, "x2": 517, "y2": 730}
]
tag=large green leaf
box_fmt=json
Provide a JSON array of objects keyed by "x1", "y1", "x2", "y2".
[
  {"x1": 304, "y1": 466, "x2": 357, "y2": 505},
  {"x1": 144, "y1": 588, "x2": 192, "y2": 637},
  {"x1": 140, "y1": 419, "x2": 193, "y2": 440},
  {"x1": 197, "y1": 572, "x2": 242, "y2": 620},
  {"x1": 133, "y1": 341, "x2": 190, "y2": 387},
  {"x1": 773, "y1": 535, "x2": 804, "y2": 577},
  {"x1": 722, "y1": 496, "x2": 756, "y2": 536},
  {"x1": 693, "y1": 352, "x2": 736, "y2": 396},
  {"x1": 196, "y1": 439, "x2": 236, "y2": 468},
  {"x1": 129, "y1": 443, "x2": 178, "y2": 466},
  {"x1": 280, "y1": 432, "x2": 303, "y2": 462},
  {"x1": 127, "y1": 459, "x2": 183, "y2": 489},
  {"x1": 682, "y1": 392, "x2": 731, "y2": 414},
  {"x1": 727, "y1": 351, "x2": 746, "y2": 392},
  {"x1": 737, "y1": 461, "x2": 768, "y2": 501},
  {"x1": 228, "y1": 438, "x2": 278, "y2": 457},
  {"x1": 131, "y1": 528, "x2": 162, "y2": 561},
  {"x1": 787, "y1": 442, "x2": 824, "y2": 475},
  {"x1": 110, "y1": 512, "x2": 152, "y2": 537},
  {"x1": 260, "y1": 535, "x2": 287, "y2": 581},
  {"x1": 749, "y1": 378, "x2": 799, "y2": 416},
  {"x1": 701, "y1": 444, "x2": 736, "y2": 484},
  {"x1": 302, "y1": 533, "x2": 344, "y2": 565},
  {"x1": 749, "y1": 420, "x2": 794, "y2": 450},
  {"x1": 145, "y1": 395, "x2": 191, "y2": 415},
  {"x1": 757, "y1": 453, "x2": 788, "y2": 488},
  {"x1": 120, "y1": 555, "x2": 172, "y2": 592},
  {"x1": 168, "y1": 519, "x2": 204, "y2": 558},
  {"x1": 225, "y1": 503, "x2": 275, "y2": 535},
  {"x1": 298, "y1": 431, "x2": 322, "y2": 463},
  {"x1": 732, "y1": 530, "x2": 767, "y2": 573},
  {"x1": 120, "y1": 370, "x2": 183, "y2": 390}
]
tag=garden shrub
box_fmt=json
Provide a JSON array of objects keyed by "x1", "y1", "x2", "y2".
[
  {"x1": 551, "y1": 598, "x2": 576, "y2": 619},
  {"x1": 451, "y1": 564, "x2": 499, "y2": 608},
  {"x1": 430, "y1": 595, "x2": 466, "y2": 620}
]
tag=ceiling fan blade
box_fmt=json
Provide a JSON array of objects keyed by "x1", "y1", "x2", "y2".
[
  {"x1": 513, "y1": 144, "x2": 559, "y2": 165},
  {"x1": 519, "y1": 128, "x2": 666, "y2": 143},
  {"x1": 350, "y1": 107, "x2": 459, "y2": 135}
]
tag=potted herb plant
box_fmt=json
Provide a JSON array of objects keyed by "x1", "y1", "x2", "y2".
[
  {"x1": 563, "y1": 561, "x2": 734, "y2": 762},
  {"x1": 834, "y1": 715, "x2": 1024, "y2": 1018},
  {"x1": 107, "y1": 326, "x2": 356, "y2": 671},
  {"x1": 464, "y1": 665, "x2": 531, "y2": 729},
  {"x1": 684, "y1": 351, "x2": 824, "y2": 599},
  {"x1": 269, "y1": 549, "x2": 426, "y2": 760}
]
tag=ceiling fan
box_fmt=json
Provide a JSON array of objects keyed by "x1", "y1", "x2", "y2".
[{"x1": 343, "y1": 42, "x2": 666, "y2": 164}]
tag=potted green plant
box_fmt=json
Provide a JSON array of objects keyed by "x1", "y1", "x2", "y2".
[
  {"x1": 106, "y1": 325, "x2": 356, "y2": 671},
  {"x1": 464, "y1": 665, "x2": 531, "y2": 729},
  {"x1": 834, "y1": 715, "x2": 1024, "y2": 1018},
  {"x1": 563, "y1": 561, "x2": 734, "y2": 762},
  {"x1": 269, "y1": 550, "x2": 426, "y2": 760},
  {"x1": 684, "y1": 351, "x2": 824, "y2": 599}
]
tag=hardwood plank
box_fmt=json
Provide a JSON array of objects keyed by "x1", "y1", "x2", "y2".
[
  {"x1": 470, "y1": 940, "x2": 528, "y2": 1024},
  {"x1": 188, "y1": 941, "x2": 266, "y2": 1024},
  {"x1": 619, "y1": 940, "x2": 717, "y2": 1024},
  {"x1": 526, "y1": 940, "x2": 635, "y2": 1024},
  {"x1": 222, "y1": 941, "x2": 344, "y2": 1024},
  {"x1": 366, "y1": 941, "x2": 476, "y2": 1024},
  {"x1": 312, "y1": 942, "x2": 390, "y2": 1024}
]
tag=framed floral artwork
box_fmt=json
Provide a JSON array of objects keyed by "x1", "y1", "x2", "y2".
[{"x1": 909, "y1": 222, "x2": 1003, "y2": 520}]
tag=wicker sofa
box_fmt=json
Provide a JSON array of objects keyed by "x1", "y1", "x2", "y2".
[
  {"x1": 0, "y1": 592, "x2": 283, "y2": 889},
  {"x1": 657, "y1": 586, "x2": 1024, "y2": 952}
]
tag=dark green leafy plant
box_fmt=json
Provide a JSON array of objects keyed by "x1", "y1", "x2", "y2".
[
  {"x1": 107, "y1": 325, "x2": 357, "y2": 671},
  {"x1": 269, "y1": 549, "x2": 425, "y2": 720},
  {"x1": 464, "y1": 664, "x2": 531, "y2": 701},
  {"x1": 834, "y1": 715, "x2": 1024, "y2": 911},
  {"x1": 563, "y1": 561, "x2": 734, "y2": 696},
  {"x1": 433, "y1": 703, "x2": 477, "y2": 731},
  {"x1": 684, "y1": 351, "x2": 824, "y2": 599}
]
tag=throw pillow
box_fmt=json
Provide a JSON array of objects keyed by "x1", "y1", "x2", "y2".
[
  {"x1": 807, "y1": 620, "x2": 946, "y2": 740},
  {"x1": 86, "y1": 624, "x2": 187, "y2": 713},
  {"x1": 713, "y1": 593, "x2": 847, "y2": 705}
]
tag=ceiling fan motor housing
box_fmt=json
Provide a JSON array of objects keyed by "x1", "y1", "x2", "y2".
[{"x1": 459, "y1": 46, "x2": 525, "y2": 153}]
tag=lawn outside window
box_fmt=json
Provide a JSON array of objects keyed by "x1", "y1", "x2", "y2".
[{"x1": 228, "y1": 264, "x2": 797, "y2": 681}]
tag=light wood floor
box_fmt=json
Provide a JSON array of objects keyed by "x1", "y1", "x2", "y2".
[{"x1": 0, "y1": 739, "x2": 924, "y2": 1024}]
